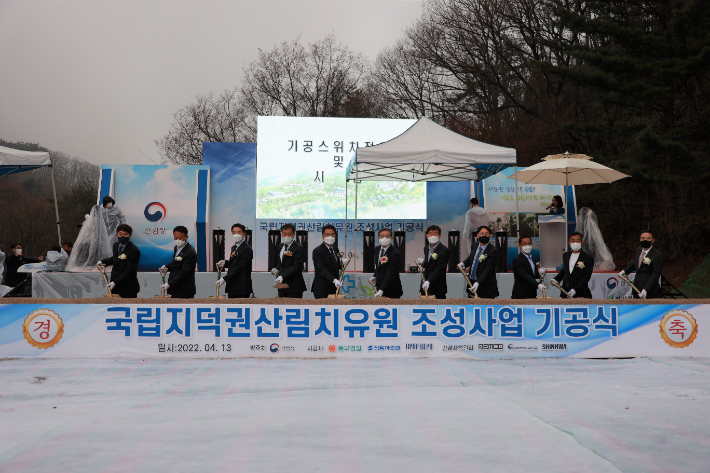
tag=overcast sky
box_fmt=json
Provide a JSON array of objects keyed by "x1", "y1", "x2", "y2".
[{"x1": 0, "y1": 0, "x2": 422, "y2": 165}]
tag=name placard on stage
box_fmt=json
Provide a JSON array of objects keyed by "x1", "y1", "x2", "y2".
[{"x1": 1, "y1": 303, "x2": 706, "y2": 359}]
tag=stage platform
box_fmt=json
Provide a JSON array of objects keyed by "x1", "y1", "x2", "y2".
[{"x1": 30, "y1": 271, "x2": 635, "y2": 300}]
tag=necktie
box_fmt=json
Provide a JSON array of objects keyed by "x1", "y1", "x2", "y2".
[
  {"x1": 330, "y1": 247, "x2": 337, "y2": 263},
  {"x1": 638, "y1": 250, "x2": 646, "y2": 269},
  {"x1": 118, "y1": 245, "x2": 125, "y2": 255},
  {"x1": 471, "y1": 247, "x2": 483, "y2": 279},
  {"x1": 282, "y1": 244, "x2": 289, "y2": 261}
]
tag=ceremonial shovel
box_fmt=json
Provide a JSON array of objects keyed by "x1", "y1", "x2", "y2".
[
  {"x1": 211, "y1": 261, "x2": 226, "y2": 299},
  {"x1": 550, "y1": 279, "x2": 572, "y2": 298},
  {"x1": 619, "y1": 273, "x2": 646, "y2": 299},
  {"x1": 328, "y1": 258, "x2": 351, "y2": 299},
  {"x1": 537, "y1": 269, "x2": 553, "y2": 299},
  {"x1": 456, "y1": 265, "x2": 478, "y2": 299},
  {"x1": 368, "y1": 278, "x2": 381, "y2": 297},
  {"x1": 96, "y1": 262, "x2": 121, "y2": 298},
  {"x1": 271, "y1": 268, "x2": 289, "y2": 289},
  {"x1": 155, "y1": 267, "x2": 172, "y2": 298},
  {"x1": 416, "y1": 261, "x2": 434, "y2": 299}
]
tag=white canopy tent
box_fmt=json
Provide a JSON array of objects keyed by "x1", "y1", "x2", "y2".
[
  {"x1": 0, "y1": 145, "x2": 62, "y2": 247},
  {"x1": 345, "y1": 117, "x2": 518, "y2": 270}
]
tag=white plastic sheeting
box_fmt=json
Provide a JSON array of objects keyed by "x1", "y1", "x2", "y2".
[
  {"x1": 0, "y1": 357, "x2": 708, "y2": 472},
  {"x1": 101, "y1": 205, "x2": 128, "y2": 248},
  {"x1": 576, "y1": 207, "x2": 616, "y2": 271},
  {"x1": 65, "y1": 205, "x2": 112, "y2": 272}
]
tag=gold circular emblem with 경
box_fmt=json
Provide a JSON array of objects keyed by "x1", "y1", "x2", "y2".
[
  {"x1": 22, "y1": 309, "x2": 64, "y2": 349},
  {"x1": 659, "y1": 310, "x2": 698, "y2": 349}
]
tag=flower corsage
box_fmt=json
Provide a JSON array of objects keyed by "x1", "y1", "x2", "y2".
[
  {"x1": 478, "y1": 253, "x2": 487, "y2": 263},
  {"x1": 577, "y1": 261, "x2": 585, "y2": 269},
  {"x1": 118, "y1": 254, "x2": 127, "y2": 260},
  {"x1": 431, "y1": 253, "x2": 438, "y2": 260},
  {"x1": 380, "y1": 256, "x2": 388, "y2": 264}
]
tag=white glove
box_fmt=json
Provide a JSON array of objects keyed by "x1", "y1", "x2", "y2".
[
  {"x1": 216, "y1": 278, "x2": 225, "y2": 286},
  {"x1": 275, "y1": 276, "x2": 283, "y2": 283},
  {"x1": 538, "y1": 284, "x2": 546, "y2": 292},
  {"x1": 341, "y1": 257, "x2": 350, "y2": 266},
  {"x1": 333, "y1": 279, "x2": 342, "y2": 288},
  {"x1": 161, "y1": 283, "x2": 170, "y2": 290},
  {"x1": 640, "y1": 289, "x2": 647, "y2": 298},
  {"x1": 369, "y1": 277, "x2": 376, "y2": 284},
  {"x1": 618, "y1": 270, "x2": 625, "y2": 277},
  {"x1": 472, "y1": 282, "x2": 479, "y2": 292},
  {"x1": 539, "y1": 268, "x2": 547, "y2": 277},
  {"x1": 417, "y1": 258, "x2": 424, "y2": 265},
  {"x1": 375, "y1": 290, "x2": 383, "y2": 297},
  {"x1": 107, "y1": 282, "x2": 116, "y2": 290},
  {"x1": 568, "y1": 289, "x2": 576, "y2": 298},
  {"x1": 457, "y1": 262, "x2": 465, "y2": 269},
  {"x1": 271, "y1": 268, "x2": 279, "y2": 276},
  {"x1": 422, "y1": 281, "x2": 430, "y2": 290},
  {"x1": 160, "y1": 265, "x2": 167, "y2": 270},
  {"x1": 97, "y1": 261, "x2": 103, "y2": 266},
  {"x1": 217, "y1": 260, "x2": 226, "y2": 266}
]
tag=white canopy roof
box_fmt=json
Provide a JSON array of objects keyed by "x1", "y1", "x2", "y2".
[
  {"x1": 346, "y1": 117, "x2": 516, "y2": 181},
  {"x1": 0, "y1": 145, "x2": 51, "y2": 177}
]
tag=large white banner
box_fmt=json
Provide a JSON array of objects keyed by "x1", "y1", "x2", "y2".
[
  {"x1": 2, "y1": 303, "x2": 706, "y2": 359},
  {"x1": 256, "y1": 116, "x2": 425, "y2": 219}
]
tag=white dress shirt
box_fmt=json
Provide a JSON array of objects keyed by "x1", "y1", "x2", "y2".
[{"x1": 569, "y1": 252, "x2": 580, "y2": 273}]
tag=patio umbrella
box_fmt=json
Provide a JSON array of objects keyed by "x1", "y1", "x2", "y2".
[{"x1": 506, "y1": 152, "x2": 630, "y2": 241}]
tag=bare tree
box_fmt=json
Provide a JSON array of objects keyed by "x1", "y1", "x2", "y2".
[
  {"x1": 155, "y1": 89, "x2": 253, "y2": 165},
  {"x1": 241, "y1": 34, "x2": 369, "y2": 118}
]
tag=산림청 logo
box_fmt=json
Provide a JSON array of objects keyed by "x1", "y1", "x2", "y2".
[
  {"x1": 144, "y1": 202, "x2": 167, "y2": 222},
  {"x1": 22, "y1": 309, "x2": 64, "y2": 349},
  {"x1": 659, "y1": 310, "x2": 698, "y2": 348}
]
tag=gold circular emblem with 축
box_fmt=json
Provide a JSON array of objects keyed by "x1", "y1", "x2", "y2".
[
  {"x1": 22, "y1": 309, "x2": 64, "y2": 349},
  {"x1": 659, "y1": 309, "x2": 698, "y2": 349}
]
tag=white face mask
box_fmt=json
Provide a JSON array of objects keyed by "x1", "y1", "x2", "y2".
[
  {"x1": 379, "y1": 237, "x2": 391, "y2": 247},
  {"x1": 323, "y1": 236, "x2": 336, "y2": 246},
  {"x1": 175, "y1": 239, "x2": 187, "y2": 248},
  {"x1": 15, "y1": 249, "x2": 22, "y2": 255},
  {"x1": 233, "y1": 233, "x2": 243, "y2": 243},
  {"x1": 570, "y1": 242, "x2": 582, "y2": 251},
  {"x1": 427, "y1": 235, "x2": 440, "y2": 245},
  {"x1": 282, "y1": 236, "x2": 294, "y2": 245},
  {"x1": 105, "y1": 203, "x2": 113, "y2": 209},
  {"x1": 521, "y1": 245, "x2": 532, "y2": 254}
]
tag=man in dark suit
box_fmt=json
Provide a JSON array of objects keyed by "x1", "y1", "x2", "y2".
[
  {"x1": 417, "y1": 225, "x2": 450, "y2": 299},
  {"x1": 459, "y1": 225, "x2": 499, "y2": 298},
  {"x1": 160, "y1": 225, "x2": 197, "y2": 299},
  {"x1": 510, "y1": 235, "x2": 545, "y2": 299},
  {"x1": 99, "y1": 223, "x2": 141, "y2": 298},
  {"x1": 311, "y1": 224, "x2": 348, "y2": 299},
  {"x1": 272, "y1": 223, "x2": 307, "y2": 298},
  {"x1": 620, "y1": 230, "x2": 664, "y2": 299},
  {"x1": 554, "y1": 231, "x2": 594, "y2": 298},
  {"x1": 217, "y1": 223, "x2": 253, "y2": 298},
  {"x1": 369, "y1": 228, "x2": 403, "y2": 298},
  {"x1": 5, "y1": 243, "x2": 43, "y2": 287}
]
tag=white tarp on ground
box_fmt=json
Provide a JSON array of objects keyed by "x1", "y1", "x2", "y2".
[
  {"x1": 347, "y1": 117, "x2": 517, "y2": 181},
  {"x1": 0, "y1": 357, "x2": 708, "y2": 473}
]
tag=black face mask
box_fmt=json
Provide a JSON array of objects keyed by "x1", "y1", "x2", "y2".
[
  {"x1": 118, "y1": 236, "x2": 130, "y2": 245},
  {"x1": 640, "y1": 240, "x2": 652, "y2": 249},
  {"x1": 478, "y1": 236, "x2": 490, "y2": 244}
]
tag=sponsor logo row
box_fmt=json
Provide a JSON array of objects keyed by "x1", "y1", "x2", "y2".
[{"x1": 250, "y1": 343, "x2": 569, "y2": 353}]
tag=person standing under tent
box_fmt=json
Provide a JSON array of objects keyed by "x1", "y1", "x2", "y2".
[
  {"x1": 5, "y1": 244, "x2": 43, "y2": 288},
  {"x1": 510, "y1": 235, "x2": 546, "y2": 299},
  {"x1": 553, "y1": 231, "x2": 594, "y2": 299},
  {"x1": 311, "y1": 225, "x2": 349, "y2": 299},
  {"x1": 272, "y1": 223, "x2": 307, "y2": 298},
  {"x1": 418, "y1": 225, "x2": 449, "y2": 299},
  {"x1": 370, "y1": 228, "x2": 403, "y2": 299},
  {"x1": 459, "y1": 226, "x2": 499, "y2": 299},
  {"x1": 619, "y1": 230, "x2": 664, "y2": 299},
  {"x1": 101, "y1": 196, "x2": 128, "y2": 248},
  {"x1": 217, "y1": 223, "x2": 253, "y2": 298},
  {"x1": 160, "y1": 225, "x2": 197, "y2": 299},
  {"x1": 462, "y1": 198, "x2": 491, "y2": 257},
  {"x1": 62, "y1": 242, "x2": 73, "y2": 257},
  {"x1": 99, "y1": 224, "x2": 141, "y2": 298}
]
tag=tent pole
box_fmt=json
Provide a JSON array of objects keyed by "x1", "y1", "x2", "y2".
[
  {"x1": 514, "y1": 165, "x2": 520, "y2": 251},
  {"x1": 565, "y1": 172, "x2": 569, "y2": 247},
  {"x1": 345, "y1": 175, "x2": 348, "y2": 258},
  {"x1": 50, "y1": 161, "x2": 62, "y2": 247},
  {"x1": 354, "y1": 163, "x2": 358, "y2": 272}
]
